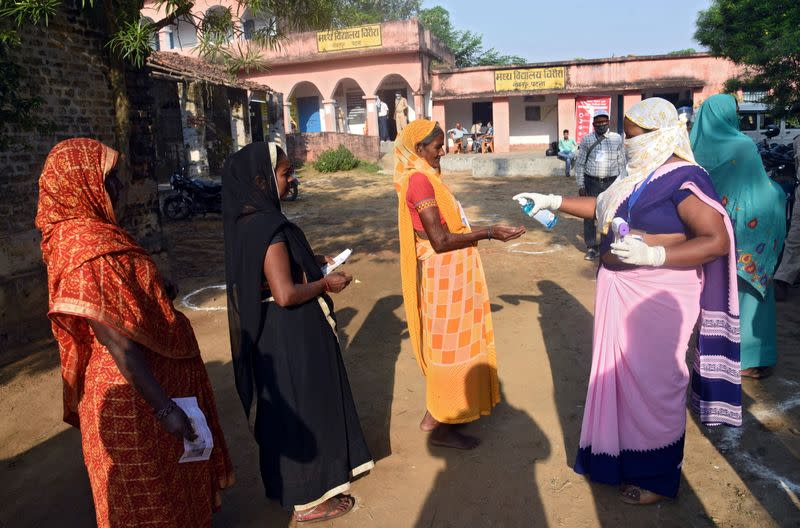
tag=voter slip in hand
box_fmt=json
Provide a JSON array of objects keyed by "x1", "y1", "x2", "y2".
[
  {"x1": 321, "y1": 249, "x2": 352, "y2": 276},
  {"x1": 173, "y1": 397, "x2": 214, "y2": 463}
]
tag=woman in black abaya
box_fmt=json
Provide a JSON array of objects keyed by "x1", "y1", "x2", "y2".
[{"x1": 222, "y1": 142, "x2": 373, "y2": 524}]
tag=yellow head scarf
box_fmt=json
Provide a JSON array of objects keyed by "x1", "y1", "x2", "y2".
[
  {"x1": 393, "y1": 119, "x2": 468, "y2": 373},
  {"x1": 595, "y1": 97, "x2": 697, "y2": 234}
]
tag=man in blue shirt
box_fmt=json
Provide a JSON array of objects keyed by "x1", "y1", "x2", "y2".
[
  {"x1": 557, "y1": 129, "x2": 578, "y2": 177},
  {"x1": 574, "y1": 110, "x2": 627, "y2": 260}
]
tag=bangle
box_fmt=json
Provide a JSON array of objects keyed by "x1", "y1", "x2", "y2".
[
  {"x1": 154, "y1": 400, "x2": 177, "y2": 421},
  {"x1": 487, "y1": 226, "x2": 493, "y2": 240}
]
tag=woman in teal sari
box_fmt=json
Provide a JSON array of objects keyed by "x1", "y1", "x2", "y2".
[{"x1": 691, "y1": 94, "x2": 786, "y2": 378}]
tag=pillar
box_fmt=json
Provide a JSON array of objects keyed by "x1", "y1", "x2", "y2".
[
  {"x1": 363, "y1": 95, "x2": 378, "y2": 137},
  {"x1": 158, "y1": 29, "x2": 171, "y2": 50},
  {"x1": 413, "y1": 92, "x2": 425, "y2": 122},
  {"x1": 492, "y1": 97, "x2": 510, "y2": 153},
  {"x1": 623, "y1": 91, "x2": 643, "y2": 115},
  {"x1": 557, "y1": 94, "x2": 576, "y2": 138},
  {"x1": 177, "y1": 81, "x2": 209, "y2": 179},
  {"x1": 284, "y1": 101, "x2": 294, "y2": 134},
  {"x1": 432, "y1": 100, "x2": 446, "y2": 129},
  {"x1": 229, "y1": 92, "x2": 249, "y2": 153},
  {"x1": 323, "y1": 99, "x2": 337, "y2": 133}
]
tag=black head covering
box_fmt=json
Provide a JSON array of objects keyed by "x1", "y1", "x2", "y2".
[{"x1": 222, "y1": 142, "x2": 324, "y2": 416}]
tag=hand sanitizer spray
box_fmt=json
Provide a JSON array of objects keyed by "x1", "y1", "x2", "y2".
[{"x1": 517, "y1": 198, "x2": 558, "y2": 230}]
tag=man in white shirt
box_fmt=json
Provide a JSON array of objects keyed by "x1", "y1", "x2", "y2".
[{"x1": 376, "y1": 96, "x2": 389, "y2": 142}]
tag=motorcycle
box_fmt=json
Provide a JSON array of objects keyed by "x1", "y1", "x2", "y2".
[
  {"x1": 759, "y1": 127, "x2": 798, "y2": 229},
  {"x1": 162, "y1": 167, "x2": 222, "y2": 220},
  {"x1": 283, "y1": 173, "x2": 299, "y2": 202}
]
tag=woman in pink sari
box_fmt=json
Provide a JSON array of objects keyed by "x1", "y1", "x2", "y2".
[{"x1": 514, "y1": 98, "x2": 742, "y2": 504}]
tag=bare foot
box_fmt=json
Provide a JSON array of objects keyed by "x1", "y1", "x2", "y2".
[
  {"x1": 429, "y1": 424, "x2": 481, "y2": 450},
  {"x1": 419, "y1": 411, "x2": 438, "y2": 432}
]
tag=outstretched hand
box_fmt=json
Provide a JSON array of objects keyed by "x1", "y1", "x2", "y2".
[{"x1": 491, "y1": 224, "x2": 526, "y2": 242}]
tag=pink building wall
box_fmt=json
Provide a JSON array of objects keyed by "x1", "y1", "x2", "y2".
[
  {"x1": 431, "y1": 54, "x2": 742, "y2": 152},
  {"x1": 141, "y1": 3, "x2": 743, "y2": 153}
]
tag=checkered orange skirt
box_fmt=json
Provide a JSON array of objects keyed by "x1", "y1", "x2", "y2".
[{"x1": 416, "y1": 239, "x2": 500, "y2": 423}]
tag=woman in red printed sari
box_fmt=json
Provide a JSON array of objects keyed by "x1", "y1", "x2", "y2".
[{"x1": 35, "y1": 138, "x2": 234, "y2": 527}]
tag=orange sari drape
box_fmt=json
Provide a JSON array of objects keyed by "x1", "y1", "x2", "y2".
[
  {"x1": 394, "y1": 121, "x2": 500, "y2": 423},
  {"x1": 35, "y1": 139, "x2": 233, "y2": 527}
]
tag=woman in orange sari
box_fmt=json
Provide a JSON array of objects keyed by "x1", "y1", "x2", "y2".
[
  {"x1": 35, "y1": 138, "x2": 234, "y2": 527},
  {"x1": 394, "y1": 120, "x2": 525, "y2": 449}
]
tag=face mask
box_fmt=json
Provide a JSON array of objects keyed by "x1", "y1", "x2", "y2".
[
  {"x1": 594, "y1": 124, "x2": 609, "y2": 135},
  {"x1": 624, "y1": 133, "x2": 649, "y2": 159}
]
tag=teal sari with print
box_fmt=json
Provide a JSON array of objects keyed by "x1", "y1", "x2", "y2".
[{"x1": 690, "y1": 94, "x2": 786, "y2": 369}]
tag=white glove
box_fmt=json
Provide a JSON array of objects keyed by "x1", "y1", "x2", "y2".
[
  {"x1": 512, "y1": 193, "x2": 562, "y2": 214},
  {"x1": 610, "y1": 237, "x2": 666, "y2": 267}
]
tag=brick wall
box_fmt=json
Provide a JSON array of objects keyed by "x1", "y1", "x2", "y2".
[
  {"x1": 286, "y1": 132, "x2": 381, "y2": 165},
  {"x1": 0, "y1": 6, "x2": 164, "y2": 347}
]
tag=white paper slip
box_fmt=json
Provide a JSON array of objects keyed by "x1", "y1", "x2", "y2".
[
  {"x1": 173, "y1": 397, "x2": 214, "y2": 463},
  {"x1": 321, "y1": 248, "x2": 352, "y2": 276}
]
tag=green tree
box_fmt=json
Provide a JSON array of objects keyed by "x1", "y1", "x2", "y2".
[
  {"x1": 695, "y1": 0, "x2": 800, "y2": 117},
  {"x1": 0, "y1": 0, "x2": 338, "y2": 169},
  {"x1": 331, "y1": 0, "x2": 420, "y2": 26},
  {"x1": 667, "y1": 48, "x2": 697, "y2": 55},
  {"x1": 418, "y1": 6, "x2": 525, "y2": 68}
]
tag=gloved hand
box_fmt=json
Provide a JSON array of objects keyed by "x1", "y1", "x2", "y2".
[
  {"x1": 512, "y1": 193, "x2": 562, "y2": 214},
  {"x1": 610, "y1": 236, "x2": 666, "y2": 267}
]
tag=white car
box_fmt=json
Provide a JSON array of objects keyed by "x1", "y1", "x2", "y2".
[{"x1": 738, "y1": 102, "x2": 799, "y2": 146}]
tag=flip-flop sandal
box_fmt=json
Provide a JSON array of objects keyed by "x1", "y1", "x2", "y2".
[
  {"x1": 741, "y1": 367, "x2": 772, "y2": 379},
  {"x1": 619, "y1": 486, "x2": 664, "y2": 505},
  {"x1": 295, "y1": 495, "x2": 355, "y2": 524}
]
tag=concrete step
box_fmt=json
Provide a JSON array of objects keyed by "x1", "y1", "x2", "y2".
[{"x1": 440, "y1": 153, "x2": 565, "y2": 177}]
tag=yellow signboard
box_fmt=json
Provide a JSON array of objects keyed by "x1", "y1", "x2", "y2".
[
  {"x1": 494, "y1": 67, "x2": 566, "y2": 92},
  {"x1": 317, "y1": 24, "x2": 382, "y2": 53}
]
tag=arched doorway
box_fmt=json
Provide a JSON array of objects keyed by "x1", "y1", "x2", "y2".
[
  {"x1": 289, "y1": 82, "x2": 324, "y2": 133},
  {"x1": 167, "y1": 15, "x2": 197, "y2": 50},
  {"x1": 241, "y1": 7, "x2": 275, "y2": 41},
  {"x1": 202, "y1": 5, "x2": 234, "y2": 42},
  {"x1": 141, "y1": 17, "x2": 160, "y2": 50},
  {"x1": 331, "y1": 78, "x2": 367, "y2": 134},
  {"x1": 376, "y1": 74, "x2": 414, "y2": 140}
]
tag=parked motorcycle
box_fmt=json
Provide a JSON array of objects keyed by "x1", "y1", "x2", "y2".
[
  {"x1": 283, "y1": 174, "x2": 299, "y2": 202},
  {"x1": 162, "y1": 168, "x2": 222, "y2": 220},
  {"x1": 759, "y1": 127, "x2": 798, "y2": 229}
]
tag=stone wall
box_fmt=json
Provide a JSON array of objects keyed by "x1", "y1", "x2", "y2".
[
  {"x1": 286, "y1": 132, "x2": 381, "y2": 165},
  {"x1": 0, "y1": 6, "x2": 164, "y2": 347}
]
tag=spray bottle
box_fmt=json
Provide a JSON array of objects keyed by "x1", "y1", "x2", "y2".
[{"x1": 516, "y1": 197, "x2": 558, "y2": 230}]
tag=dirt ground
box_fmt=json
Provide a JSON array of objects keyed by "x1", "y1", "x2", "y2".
[{"x1": 2, "y1": 166, "x2": 800, "y2": 528}]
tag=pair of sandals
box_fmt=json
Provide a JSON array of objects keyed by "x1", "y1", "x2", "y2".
[
  {"x1": 294, "y1": 494, "x2": 355, "y2": 524},
  {"x1": 619, "y1": 485, "x2": 666, "y2": 505}
]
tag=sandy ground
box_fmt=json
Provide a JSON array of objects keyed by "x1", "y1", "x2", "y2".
[{"x1": 2, "y1": 166, "x2": 800, "y2": 528}]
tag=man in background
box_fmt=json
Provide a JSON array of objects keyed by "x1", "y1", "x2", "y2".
[
  {"x1": 557, "y1": 129, "x2": 577, "y2": 177},
  {"x1": 377, "y1": 95, "x2": 390, "y2": 142},
  {"x1": 395, "y1": 93, "x2": 409, "y2": 134},
  {"x1": 574, "y1": 110, "x2": 626, "y2": 260}
]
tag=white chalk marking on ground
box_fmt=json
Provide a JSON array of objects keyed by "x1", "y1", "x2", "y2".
[
  {"x1": 507, "y1": 242, "x2": 564, "y2": 255},
  {"x1": 718, "y1": 419, "x2": 800, "y2": 497},
  {"x1": 749, "y1": 394, "x2": 800, "y2": 420},
  {"x1": 180, "y1": 284, "x2": 227, "y2": 312},
  {"x1": 780, "y1": 480, "x2": 800, "y2": 510}
]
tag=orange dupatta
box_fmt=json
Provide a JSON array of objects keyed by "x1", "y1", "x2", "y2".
[
  {"x1": 35, "y1": 139, "x2": 200, "y2": 426},
  {"x1": 393, "y1": 120, "x2": 471, "y2": 374}
]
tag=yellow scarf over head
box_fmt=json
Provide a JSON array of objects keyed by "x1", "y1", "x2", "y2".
[{"x1": 393, "y1": 119, "x2": 469, "y2": 373}]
